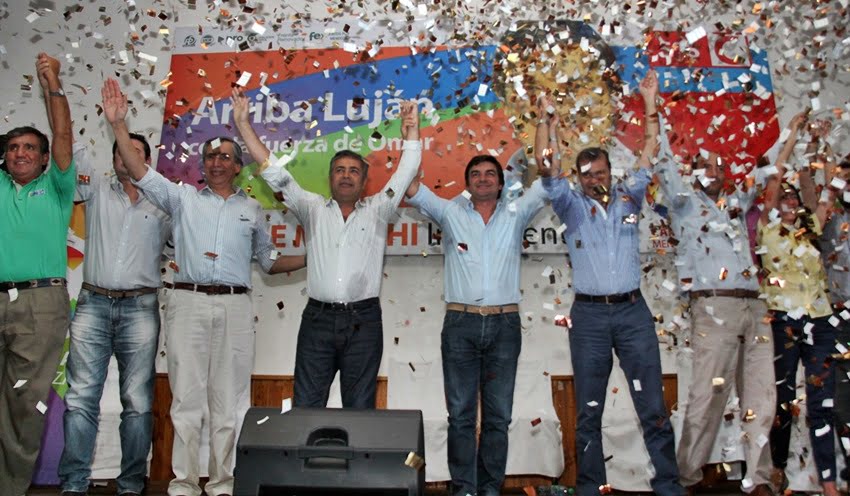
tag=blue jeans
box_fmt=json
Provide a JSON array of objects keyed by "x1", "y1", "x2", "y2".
[
  {"x1": 442, "y1": 310, "x2": 521, "y2": 496},
  {"x1": 770, "y1": 311, "x2": 836, "y2": 482},
  {"x1": 570, "y1": 296, "x2": 681, "y2": 496},
  {"x1": 58, "y1": 289, "x2": 160, "y2": 494},
  {"x1": 293, "y1": 299, "x2": 383, "y2": 408}
]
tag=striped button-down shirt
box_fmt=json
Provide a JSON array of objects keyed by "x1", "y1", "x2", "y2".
[
  {"x1": 543, "y1": 169, "x2": 650, "y2": 295},
  {"x1": 406, "y1": 180, "x2": 547, "y2": 306},
  {"x1": 654, "y1": 130, "x2": 759, "y2": 292},
  {"x1": 135, "y1": 167, "x2": 275, "y2": 287},
  {"x1": 75, "y1": 146, "x2": 171, "y2": 290},
  {"x1": 261, "y1": 140, "x2": 421, "y2": 303}
]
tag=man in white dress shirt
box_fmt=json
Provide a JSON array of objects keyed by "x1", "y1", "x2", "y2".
[{"x1": 233, "y1": 89, "x2": 421, "y2": 408}]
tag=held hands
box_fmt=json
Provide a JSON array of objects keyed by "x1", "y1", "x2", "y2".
[
  {"x1": 536, "y1": 94, "x2": 559, "y2": 128},
  {"x1": 101, "y1": 78, "x2": 128, "y2": 125},
  {"x1": 788, "y1": 110, "x2": 809, "y2": 132},
  {"x1": 399, "y1": 101, "x2": 420, "y2": 140},
  {"x1": 36, "y1": 52, "x2": 61, "y2": 90}
]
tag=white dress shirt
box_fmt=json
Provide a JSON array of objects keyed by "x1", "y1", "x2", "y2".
[
  {"x1": 74, "y1": 145, "x2": 171, "y2": 290},
  {"x1": 261, "y1": 140, "x2": 421, "y2": 302}
]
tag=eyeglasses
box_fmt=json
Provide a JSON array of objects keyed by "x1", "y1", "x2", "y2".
[{"x1": 204, "y1": 152, "x2": 233, "y2": 162}]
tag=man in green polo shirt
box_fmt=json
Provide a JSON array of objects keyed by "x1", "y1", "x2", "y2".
[{"x1": 0, "y1": 52, "x2": 75, "y2": 496}]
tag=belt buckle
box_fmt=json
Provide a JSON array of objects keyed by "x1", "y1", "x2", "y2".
[{"x1": 478, "y1": 306, "x2": 487, "y2": 316}]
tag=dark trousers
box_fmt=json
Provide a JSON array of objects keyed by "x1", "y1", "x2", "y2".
[
  {"x1": 836, "y1": 319, "x2": 850, "y2": 472},
  {"x1": 569, "y1": 295, "x2": 681, "y2": 496},
  {"x1": 770, "y1": 311, "x2": 836, "y2": 482},
  {"x1": 441, "y1": 310, "x2": 521, "y2": 496},
  {"x1": 293, "y1": 299, "x2": 383, "y2": 408}
]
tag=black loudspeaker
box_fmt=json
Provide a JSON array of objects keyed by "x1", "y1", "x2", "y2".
[{"x1": 234, "y1": 407, "x2": 425, "y2": 496}]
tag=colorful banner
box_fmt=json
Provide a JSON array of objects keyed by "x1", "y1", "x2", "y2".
[{"x1": 159, "y1": 22, "x2": 779, "y2": 255}]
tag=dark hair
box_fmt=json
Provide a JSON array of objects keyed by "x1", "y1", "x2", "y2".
[
  {"x1": 839, "y1": 158, "x2": 850, "y2": 170},
  {"x1": 4, "y1": 126, "x2": 49, "y2": 155},
  {"x1": 329, "y1": 150, "x2": 369, "y2": 179},
  {"x1": 575, "y1": 147, "x2": 610, "y2": 171},
  {"x1": 464, "y1": 155, "x2": 505, "y2": 198},
  {"x1": 112, "y1": 133, "x2": 152, "y2": 160},
  {"x1": 202, "y1": 136, "x2": 243, "y2": 166}
]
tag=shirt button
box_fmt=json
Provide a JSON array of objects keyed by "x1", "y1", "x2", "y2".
[{"x1": 338, "y1": 278, "x2": 342, "y2": 282}]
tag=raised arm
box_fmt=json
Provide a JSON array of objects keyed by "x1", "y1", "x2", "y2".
[
  {"x1": 801, "y1": 120, "x2": 836, "y2": 227},
  {"x1": 760, "y1": 111, "x2": 808, "y2": 224},
  {"x1": 37, "y1": 53, "x2": 72, "y2": 170},
  {"x1": 102, "y1": 78, "x2": 147, "y2": 181},
  {"x1": 378, "y1": 100, "x2": 422, "y2": 217},
  {"x1": 534, "y1": 94, "x2": 561, "y2": 178},
  {"x1": 635, "y1": 70, "x2": 660, "y2": 170},
  {"x1": 231, "y1": 88, "x2": 271, "y2": 171}
]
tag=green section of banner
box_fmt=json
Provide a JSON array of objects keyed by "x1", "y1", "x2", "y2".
[{"x1": 234, "y1": 103, "x2": 499, "y2": 209}]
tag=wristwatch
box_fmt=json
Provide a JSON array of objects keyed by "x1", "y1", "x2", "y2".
[{"x1": 49, "y1": 88, "x2": 65, "y2": 97}]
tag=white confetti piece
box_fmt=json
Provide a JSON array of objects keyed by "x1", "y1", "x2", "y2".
[
  {"x1": 541, "y1": 266, "x2": 553, "y2": 278},
  {"x1": 632, "y1": 380, "x2": 642, "y2": 391},
  {"x1": 741, "y1": 478, "x2": 753, "y2": 490},
  {"x1": 831, "y1": 177, "x2": 847, "y2": 190},
  {"x1": 236, "y1": 71, "x2": 252, "y2": 87},
  {"x1": 815, "y1": 424, "x2": 831, "y2": 437},
  {"x1": 823, "y1": 398, "x2": 834, "y2": 408},
  {"x1": 14, "y1": 379, "x2": 27, "y2": 389},
  {"x1": 712, "y1": 377, "x2": 725, "y2": 387},
  {"x1": 756, "y1": 433, "x2": 768, "y2": 448},
  {"x1": 257, "y1": 415, "x2": 269, "y2": 425},
  {"x1": 138, "y1": 52, "x2": 158, "y2": 63},
  {"x1": 26, "y1": 11, "x2": 40, "y2": 23},
  {"x1": 587, "y1": 401, "x2": 599, "y2": 407},
  {"x1": 250, "y1": 22, "x2": 266, "y2": 35},
  {"x1": 281, "y1": 398, "x2": 292, "y2": 414},
  {"x1": 36, "y1": 401, "x2": 47, "y2": 414},
  {"x1": 686, "y1": 26, "x2": 707, "y2": 44},
  {"x1": 477, "y1": 84, "x2": 488, "y2": 97},
  {"x1": 8, "y1": 288, "x2": 18, "y2": 302}
]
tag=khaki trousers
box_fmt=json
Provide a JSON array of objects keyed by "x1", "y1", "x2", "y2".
[
  {"x1": 677, "y1": 296, "x2": 776, "y2": 490},
  {"x1": 0, "y1": 286, "x2": 69, "y2": 496}
]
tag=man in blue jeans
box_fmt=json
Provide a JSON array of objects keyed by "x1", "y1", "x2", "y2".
[
  {"x1": 404, "y1": 154, "x2": 549, "y2": 496},
  {"x1": 58, "y1": 132, "x2": 171, "y2": 496},
  {"x1": 537, "y1": 71, "x2": 683, "y2": 496}
]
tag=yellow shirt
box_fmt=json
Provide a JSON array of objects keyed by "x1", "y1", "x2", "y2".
[{"x1": 758, "y1": 216, "x2": 831, "y2": 318}]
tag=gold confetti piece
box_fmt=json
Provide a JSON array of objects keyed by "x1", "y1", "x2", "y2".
[
  {"x1": 204, "y1": 251, "x2": 218, "y2": 259},
  {"x1": 404, "y1": 451, "x2": 425, "y2": 471},
  {"x1": 598, "y1": 484, "x2": 612, "y2": 495},
  {"x1": 712, "y1": 377, "x2": 725, "y2": 387},
  {"x1": 457, "y1": 242, "x2": 468, "y2": 252},
  {"x1": 168, "y1": 260, "x2": 180, "y2": 273},
  {"x1": 530, "y1": 418, "x2": 542, "y2": 427},
  {"x1": 77, "y1": 175, "x2": 90, "y2": 185}
]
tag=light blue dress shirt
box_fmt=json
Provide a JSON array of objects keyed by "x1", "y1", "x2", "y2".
[
  {"x1": 543, "y1": 169, "x2": 650, "y2": 295},
  {"x1": 406, "y1": 179, "x2": 547, "y2": 306},
  {"x1": 654, "y1": 127, "x2": 759, "y2": 292},
  {"x1": 135, "y1": 167, "x2": 275, "y2": 287}
]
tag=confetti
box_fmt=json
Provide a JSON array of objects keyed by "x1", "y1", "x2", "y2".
[
  {"x1": 13, "y1": 379, "x2": 27, "y2": 389},
  {"x1": 281, "y1": 398, "x2": 292, "y2": 414},
  {"x1": 257, "y1": 416, "x2": 269, "y2": 425},
  {"x1": 36, "y1": 401, "x2": 47, "y2": 414},
  {"x1": 531, "y1": 418, "x2": 542, "y2": 427},
  {"x1": 8, "y1": 288, "x2": 18, "y2": 302},
  {"x1": 404, "y1": 451, "x2": 425, "y2": 470}
]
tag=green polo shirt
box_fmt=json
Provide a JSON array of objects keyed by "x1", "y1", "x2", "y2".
[{"x1": 0, "y1": 158, "x2": 76, "y2": 281}]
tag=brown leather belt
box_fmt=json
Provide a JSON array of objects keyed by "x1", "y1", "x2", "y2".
[
  {"x1": 690, "y1": 289, "x2": 759, "y2": 299},
  {"x1": 82, "y1": 282, "x2": 158, "y2": 298},
  {"x1": 165, "y1": 282, "x2": 249, "y2": 295},
  {"x1": 0, "y1": 278, "x2": 66, "y2": 291},
  {"x1": 446, "y1": 303, "x2": 519, "y2": 315}
]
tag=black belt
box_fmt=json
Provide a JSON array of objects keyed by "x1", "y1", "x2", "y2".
[
  {"x1": 1, "y1": 278, "x2": 66, "y2": 292},
  {"x1": 165, "y1": 282, "x2": 249, "y2": 295},
  {"x1": 81, "y1": 282, "x2": 158, "y2": 299},
  {"x1": 307, "y1": 297, "x2": 380, "y2": 311},
  {"x1": 574, "y1": 289, "x2": 641, "y2": 304},
  {"x1": 690, "y1": 289, "x2": 759, "y2": 300}
]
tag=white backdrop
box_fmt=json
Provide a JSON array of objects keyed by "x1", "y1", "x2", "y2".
[{"x1": 2, "y1": 0, "x2": 849, "y2": 491}]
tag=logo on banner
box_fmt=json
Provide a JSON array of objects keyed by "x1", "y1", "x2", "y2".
[{"x1": 182, "y1": 35, "x2": 196, "y2": 48}]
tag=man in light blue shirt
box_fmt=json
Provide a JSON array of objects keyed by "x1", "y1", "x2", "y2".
[
  {"x1": 102, "y1": 78, "x2": 306, "y2": 496},
  {"x1": 404, "y1": 154, "x2": 548, "y2": 496},
  {"x1": 538, "y1": 72, "x2": 682, "y2": 496}
]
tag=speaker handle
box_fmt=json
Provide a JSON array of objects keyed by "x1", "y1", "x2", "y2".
[{"x1": 296, "y1": 446, "x2": 355, "y2": 460}]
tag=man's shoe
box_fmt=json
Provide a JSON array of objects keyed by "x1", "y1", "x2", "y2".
[
  {"x1": 60, "y1": 492, "x2": 87, "y2": 496},
  {"x1": 769, "y1": 467, "x2": 789, "y2": 495}
]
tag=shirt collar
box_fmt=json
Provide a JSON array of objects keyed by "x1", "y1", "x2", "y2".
[
  {"x1": 325, "y1": 196, "x2": 366, "y2": 208},
  {"x1": 200, "y1": 184, "x2": 247, "y2": 198}
]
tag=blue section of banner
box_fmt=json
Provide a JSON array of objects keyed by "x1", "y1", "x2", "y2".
[{"x1": 613, "y1": 46, "x2": 773, "y2": 94}]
